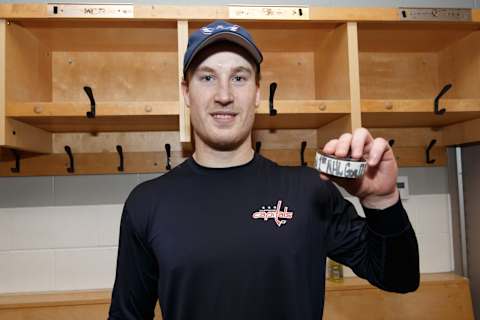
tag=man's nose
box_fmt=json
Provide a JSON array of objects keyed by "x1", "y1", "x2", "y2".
[{"x1": 214, "y1": 79, "x2": 234, "y2": 106}]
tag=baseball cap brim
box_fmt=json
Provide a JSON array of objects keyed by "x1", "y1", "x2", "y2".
[{"x1": 183, "y1": 31, "x2": 263, "y2": 76}]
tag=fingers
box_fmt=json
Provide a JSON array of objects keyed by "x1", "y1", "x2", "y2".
[
  {"x1": 323, "y1": 139, "x2": 338, "y2": 154},
  {"x1": 335, "y1": 133, "x2": 353, "y2": 158},
  {"x1": 323, "y1": 133, "x2": 353, "y2": 157},
  {"x1": 368, "y1": 137, "x2": 389, "y2": 166},
  {"x1": 351, "y1": 128, "x2": 372, "y2": 159},
  {"x1": 322, "y1": 128, "x2": 389, "y2": 166}
]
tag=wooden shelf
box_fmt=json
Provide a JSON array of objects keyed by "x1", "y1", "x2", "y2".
[
  {"x1": 255, "y1": 99, "x2": 350, "y2": 129},
  {"x1": 362, "y1": 98, "x2": 480, "y2": 127},
  {"x1": 8, "y1": 97, "x2": 479, "y2": 132},
  {"x1": 0, "y1": 5, "x2": 407, "y2": 21},
  {"x1": 0, "y1": 129, "x2": 318, "y2": 176},
  {"x1": 360, "y1": 17, "x2": 480, "y2": 146},
  {"x1": 0, "y1": 5, "x2": 457, "y2": 23},
  {"x1": 9, "y1": 116, "x2": 180, "y2": 133},
  {"x1": 6, "y1": 101, "x2": 179, "y2": 132},
  {"x1": 358, "y1": 22, "x2": 480, "y2": 132},
  {"x1": 6, "y1": 99, "x2": 349, "y2": 132},
  {"x1": 255, "y1": 113, "x2": 347, "y2": 130},
  {"x1": 0, "y1": 144, "x2": 446, "y2": 177},
  {"x1": 2, "y1": 18, "x2": 182, "y2": 136},
  {"x1": 0, "y1": 151, "x2": 186, "y2": 176},
  {"x1": 0, "y1": 150, "x2": 319, "y2": 177},
  {"x1": 188, "y1": 20, "x2": 357, "y2": 132},
  {"x1": 362, "y1": 99, "x2": 480, "y2": 111}
]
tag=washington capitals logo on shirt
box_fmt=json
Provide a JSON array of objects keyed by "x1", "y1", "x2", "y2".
[{"x1": 252, "y1": 200, "x2": 294, "y2": 227}]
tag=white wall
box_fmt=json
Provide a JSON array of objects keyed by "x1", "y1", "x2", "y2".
[
  {"x1": 0, "y1": 204, "x2": 121, "y2": 293},
  {"x1": 0, "y1": 193, "x2": 454, "y2": 293},
  {"x1": 343, "y1": 194, "x2": 454, "y2": 277}
]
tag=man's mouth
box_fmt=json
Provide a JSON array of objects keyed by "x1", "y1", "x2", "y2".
[{"x1": 210, "y1": 112, "x2": 238, "y2": 122}]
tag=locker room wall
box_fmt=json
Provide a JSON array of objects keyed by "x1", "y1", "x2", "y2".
[{"x1": 0, "y1": 0, "x2": 470, "y2": 294}]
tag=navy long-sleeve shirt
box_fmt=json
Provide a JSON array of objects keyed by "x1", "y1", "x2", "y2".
[{"x1": 108, "y1": 153, "x2": 419, "y2": 319}]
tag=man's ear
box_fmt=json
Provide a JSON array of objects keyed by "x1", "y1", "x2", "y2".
[
  {"x1": 254, "y1": 84, "x2": 260, "y2": 109},
  {"x1": 181, "y1": 79, "x2": 191, "y2": 108}
]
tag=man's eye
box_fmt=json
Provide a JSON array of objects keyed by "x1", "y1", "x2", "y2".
[
  {"x1": 201, "y1": 75, "x2": 214, "y2": 81},
  {"x1": 233, "y1": 75, "x2": 246, "y2": 82}
]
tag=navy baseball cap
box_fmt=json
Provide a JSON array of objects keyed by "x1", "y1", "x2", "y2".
[{"x1": 183, "y1": 20, "x2": 263, "y2": 77}]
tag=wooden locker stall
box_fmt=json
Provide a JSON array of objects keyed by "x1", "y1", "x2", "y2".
[
  {"x1": 357, "y1": 21, "x2": 480, "y2": 166},
  {"x1": 0, "y1": 11, "x2": 364, "y2": 175},
  {"x1": 5, "y1": 19, "x2": 180, "y2": 132},
  {"x1": 189, "y1": 19, "x2": 362, "y2": 167},
  {"x1": 1, "y1": 6, "x2": 478, "y2": 176},
  {"x1": 0, "y1": 17, "x2": 189, "y2": 175}
]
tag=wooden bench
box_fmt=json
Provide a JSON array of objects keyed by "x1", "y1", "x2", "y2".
[{"x1": 0, "y1": 273, "x2": 473, "y2": 320}]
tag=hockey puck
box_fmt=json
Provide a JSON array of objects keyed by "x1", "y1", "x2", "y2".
[{"x1": 315, "y1": 151, "x2": 367, "y2": 179}]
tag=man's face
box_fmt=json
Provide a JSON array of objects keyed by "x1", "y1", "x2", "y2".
[{"x1": 182, "y1": 43, "x2": 260, "y2": 151}]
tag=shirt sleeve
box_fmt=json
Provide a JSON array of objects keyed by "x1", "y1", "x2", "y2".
[
  {"x1": 108, "y1": 198, "x2": 159, "y2": 319},
  {"x1": 324, "y1": 181, "x2": 420, "y2": 293}
]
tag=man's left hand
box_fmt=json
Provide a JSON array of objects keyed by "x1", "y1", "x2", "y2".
[{"x1": 321, "y1": 128, "x2": 399, "y2": 209}]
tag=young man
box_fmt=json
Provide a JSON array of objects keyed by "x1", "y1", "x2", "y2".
[{"x1": 108, "y1": 20, "x2": 419, "y2": 320}]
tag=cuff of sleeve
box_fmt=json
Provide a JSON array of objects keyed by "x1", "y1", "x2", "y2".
[{"x1": 363, "y1": 199, "x2": 411, "y2": 236}]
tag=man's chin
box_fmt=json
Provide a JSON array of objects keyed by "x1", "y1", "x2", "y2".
[
  {"x1": 200, "y1": 131, "x2": 248, "y2": 151},
  {"x1": 193, "y1": 126, "x2": 253, "y2": 152},
  {"x1": 206, "y1": 138, "x2": 243, "y2": 151}
]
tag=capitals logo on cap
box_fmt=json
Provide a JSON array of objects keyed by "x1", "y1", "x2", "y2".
[{"x1": 201, "y1": 24, "x2": 240, "y2": 35}]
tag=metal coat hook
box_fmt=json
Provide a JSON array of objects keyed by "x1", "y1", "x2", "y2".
[
  {"x1": 269, "y1": 82, "x2": 278, "y2": 116},
  {"x1": 300, "y1": 141, "x2": 307, "y2": 166},
  {"x1": 165, "y1": 143, "x2": 171, "y2": 171},
  {"x1": 426, "y1": 139, "x2": 437, "y2": 164},
  {"x1": 84, "y1": 86, "x2": 96, "y2": 118},
  {"x1": 388, "y1": 139, "x2": 395, "y2": 147},
  {"x1": 434, "y1": 84, "x2": 452, "y2": 115},
  {"x1": 116, "y1": 145, "x2": 124, "y2": 172},
  {"x1": 255, "y1": 141, "x2": 261, "y2": 153},
  {"x1": 64, "y1": 145, "x2": 74, "y2": 173},
  {"x1": 10, "y1": 149, "x2": 20, "y2": 173}
]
